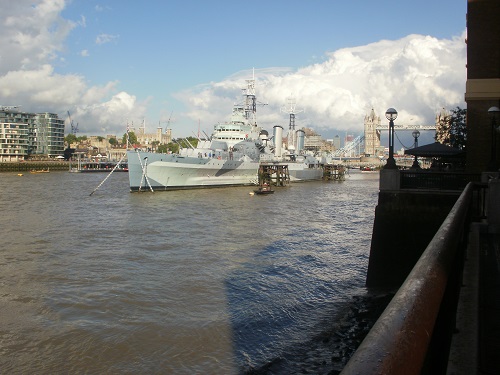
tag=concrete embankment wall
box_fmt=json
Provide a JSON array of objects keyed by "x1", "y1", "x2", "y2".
[
  {"x1": 0, "y1": 161, "x2": 70, "y2": 172},
  {"x1": 366, "y1": 190, "x2": 461, "y2": 288}
]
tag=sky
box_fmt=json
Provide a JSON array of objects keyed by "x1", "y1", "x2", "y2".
[{"x1": 0, "y1": 0, "x2": 467, "y2": 147}]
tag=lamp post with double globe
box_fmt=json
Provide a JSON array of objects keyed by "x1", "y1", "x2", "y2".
[
  {"x1": 385, "y1": 108, "x2": 398, "y2": 169},
  {"x1": 411, "y1": 130, "x2": 420, "y2": 168}
]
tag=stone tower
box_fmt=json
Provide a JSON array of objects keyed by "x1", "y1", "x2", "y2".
[{"x1": 364, "y1": 108, "x2": 381, "y2": 156}]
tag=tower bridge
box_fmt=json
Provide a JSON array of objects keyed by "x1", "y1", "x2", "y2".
[
  {"x1": 332, "y1": 109, "x2": 441, "y2": 157},
  {"x1": 363, "y1": 108, "x2": 439, "y2": 157}
]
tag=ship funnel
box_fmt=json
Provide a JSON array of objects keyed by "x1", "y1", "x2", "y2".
[
  {"x1": 273, "y1": 125, "x2": 284, "y2": 157},
  {"x1": 296, "y1": 129, "x2": 305, "y2": 152}
]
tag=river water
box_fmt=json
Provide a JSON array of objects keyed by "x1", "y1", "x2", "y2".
[{"x1": 0, "y1": 169, "x2": 381, "y2": 374}]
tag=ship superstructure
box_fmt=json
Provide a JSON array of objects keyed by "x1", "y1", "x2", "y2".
[{"x1": 126, "y1": 74, "x2": 323, "y2": 192}]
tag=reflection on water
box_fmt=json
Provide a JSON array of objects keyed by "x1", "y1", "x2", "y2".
[{"x1": 0, "y1": 170, "x2": 379, "y2": 374}]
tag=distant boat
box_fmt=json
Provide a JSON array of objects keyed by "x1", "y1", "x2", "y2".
[
  {"x1": 30, "y1": 168, "x2": 50, "y2": 174},
  {"x1": 253, "y1": 184, "x2": 274, "y2": 195},
  {"x1": 69, "y1": 156, "x2": 128, "y2": 173},
  {"x1": 360, "y1": 166, "x2": 377, "y2": 172}
]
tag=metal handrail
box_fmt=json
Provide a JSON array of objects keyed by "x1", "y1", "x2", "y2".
[{"x1": 341, "y1": 182, "x2": 474, "y2": 375}]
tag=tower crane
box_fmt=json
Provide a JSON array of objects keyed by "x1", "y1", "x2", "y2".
[{"x1": 67, "y1": 111, "x2": 79, "y2": 134}]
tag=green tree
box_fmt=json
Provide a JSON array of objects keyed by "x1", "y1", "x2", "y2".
[
  {"x1": 449, "y1": 107, "x2": 467, "y2": 150},
  {"x1": 157, "y1": 144, "x2": 169, "y2": 154},
  {"x1": 122, "y1": 131, "x2": 137, "y2": 146},
  {"x1": 109, "y1": 137, "x2": 118, "y2": 146},
  {"x1": 65, "y1": 133, "x2": 78, "y2": 145},
  {"x1": 157, "y1": 142, "x2": 180, "y2": 154},
  {"x1": 435, "y1": 107, "x2": 467, "y2": 150},
  {"x1": 168, "y1": 142, "x2": 180, "y2": 153},
  {"x1": 186, "y1": 136, "x2": 199, "y2": 148},
  {"x1": 175, "y1": 137, "x2": 199, "y2": 149}
]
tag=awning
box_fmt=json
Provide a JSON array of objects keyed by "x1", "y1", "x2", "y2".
[{"x1": 404, "y1": 142, "x2": 465, "y2": 157}]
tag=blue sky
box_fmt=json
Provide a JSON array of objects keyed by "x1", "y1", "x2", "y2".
[{"x1": 1, "y1": 0, "x2": 467, "y2": 147}]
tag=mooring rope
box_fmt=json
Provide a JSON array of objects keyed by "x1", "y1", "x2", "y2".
[{"x1": 89, "y1": 153, "x2": 127, "y2": 196}]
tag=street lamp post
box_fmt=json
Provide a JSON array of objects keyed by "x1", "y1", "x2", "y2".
[
  {"x1": 411, "y1": 130, "x2": 420, "y2": 168},
  {"x1": 385, "y1": 108, "x2": 398, "y2": 169},
  {"x1": 488, "y1": 106, "x2": 500, "y2": 170}
]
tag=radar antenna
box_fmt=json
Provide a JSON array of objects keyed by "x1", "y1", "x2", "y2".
[
  {"x1": 281, "y1": 94, "x2": 303, "y2": 150},
  {"x1": 281, "y1": 94, "x2": 304, "y2": 131},
  {"x1": 241, "y1": 68, "x2": 267, "y2": 127}
]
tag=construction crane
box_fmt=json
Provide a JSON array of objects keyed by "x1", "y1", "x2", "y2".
[{"x1": 67, "y1": 111, "x2": 79, "y2": 134}]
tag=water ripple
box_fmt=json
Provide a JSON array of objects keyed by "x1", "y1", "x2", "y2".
[{"x1": 0, "y1": 170, "x2": 379, "y2": 373}]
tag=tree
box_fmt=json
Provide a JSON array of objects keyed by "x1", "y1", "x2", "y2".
[
  {"x1": 449, "y1": 107, "x2": 467, "y2": 150},
  {"x1": 168, "y1": 142, "x2": 179, "y2": 153},
  {"x1": 108, "y1": 137, "x2": 118, "y2": 146},
  {"x1": 186, "y1": 136, "x2": 199, "y2": 148},
  {"x1": 65, "y1": 133, "x2": 78, "y2": 146},
  {"x1": 157, "y1": 144, "x2": 169, "y2": 154},
  {"x1": 435, "y1": 106, "x2": 467, "y2": 150},
  {"x1": 122, "y1": 131, "x2": 137, "y2": 146}
]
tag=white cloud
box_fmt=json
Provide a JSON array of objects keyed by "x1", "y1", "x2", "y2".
[
  {"x1": 0, "y1": 0, "x2": 145, "y2": 136},
  {"x1": 0, "y1": 0, "x2": 74, "y2": 72},
  {"x1": 0, "y1": 0, "x2": 467, "y2": 140},
  {"x1": 178, "y1": 33, "x2": 466, "y2": 137},
  {"x1": 96, "y1": 33, "x2": 119, "y2": 45},
  {"x1": 78, "y1": 15, "x2": 86, "y2": 28}
]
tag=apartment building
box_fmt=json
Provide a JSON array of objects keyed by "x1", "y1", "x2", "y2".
[{"x1": 0, "y1": 107, "x2": 65, "y2": 161}]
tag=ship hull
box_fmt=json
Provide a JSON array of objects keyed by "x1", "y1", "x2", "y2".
[
  {"x1": 127, "y1": 151, "x2": 323, "y2": 191},
  {"x1": 287, "y1": 163, "x2": 324, "y2": 181},
  {"x1": 127, "y1": 151, "x2": 259, "y2": 191}
]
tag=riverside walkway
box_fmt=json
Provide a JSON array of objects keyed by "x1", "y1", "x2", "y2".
[
  {"x1": 341, "y1": 173, "x2": 500, "y2": 374},
  {"x1": 448, "y1": 224, "x2": 500, "y2": 374}
]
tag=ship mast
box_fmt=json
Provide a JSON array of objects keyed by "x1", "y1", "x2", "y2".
[
  {"x1": 281, "y1": 94, "x2": 303, "y2": 150},
  {"x1": 242, "y1": 68, "x2": 267, "y2": 127}
]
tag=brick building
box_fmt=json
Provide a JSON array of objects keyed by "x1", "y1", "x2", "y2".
[{"x1": 465, "y1": 0, "x2": 500, "y2": 172}]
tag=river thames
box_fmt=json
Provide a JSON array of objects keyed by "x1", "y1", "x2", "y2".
[{"x1": 0, "y1": 169, "x2": 381, "y2": 374}]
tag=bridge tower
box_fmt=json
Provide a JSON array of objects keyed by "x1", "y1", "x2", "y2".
[{"x1": 364, "y1": 108, "x2": 381, "y2": 156}]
